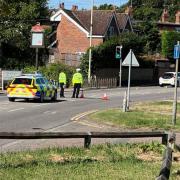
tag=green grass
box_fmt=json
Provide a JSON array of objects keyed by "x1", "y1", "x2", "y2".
[
  {"x1": 89, "y1": 101, "x2": 180, "y2": 131},
  {"x1": 1, "y1": 142, "x2": 179, "y2": 180}
]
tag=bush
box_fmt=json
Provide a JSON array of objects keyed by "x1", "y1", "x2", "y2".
[
  {"x1": 80, "y1": 32, "x2": 146, "y2": 76},
  {"x1": 161, "y1": 31, "x2": 180, "y2": 59},
  {"x1": 23, "y1": 63, "x2": 75, "y2": 87}
]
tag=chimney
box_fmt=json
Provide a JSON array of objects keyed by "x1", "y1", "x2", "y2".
[
  {"x1": 161, "y1": 9, "x2": 169, "y2": 23},
  {"x1": 59, "y1": 2, "x2": 64, "y2": 9},
  {"x1": 125, "y1": 6, "x2": 133, "y2": 17},
  {"x1": 112, "y1": 5, "x2": 116, "y2": 11},
  {"x1": 72, "y1": 5, "x2": 78, "y2": 11},
  {"x1": 175, "y1": 11, "x2": 180, "y2": 24}
]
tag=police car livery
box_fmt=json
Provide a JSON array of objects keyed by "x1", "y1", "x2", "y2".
[{"x1": 7, "y1": 73, "x2": 57, "y2": 102}]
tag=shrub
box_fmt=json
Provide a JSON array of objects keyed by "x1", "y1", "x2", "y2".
[{"x1": 23, "y1": 63, "x2": 75, "y2": 87}]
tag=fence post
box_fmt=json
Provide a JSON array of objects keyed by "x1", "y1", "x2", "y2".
[
  {"x1": 84, "y1": 132, "x2": 91, "y2": 148},
  {"x1": 162, "y1": 134, "x2": 168, "y2": 145},
  {"x1": 156, "y1": 147, "x2": 172, "y2": 180}
]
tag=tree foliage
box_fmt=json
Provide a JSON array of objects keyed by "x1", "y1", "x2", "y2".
[
  {"x1": 80, "y1": 32, "x2": 146, "y2": 77},
  {"x1": 23, "y1": 63, "x2": 75, "y2": 87},
  {"x1": 0, "y1": 0, "x2": 49, "y2": 69},
  {"x1": 161, "y1": 31, "x2": 180, "y2": 59},
  {"x1": 131, "y1": 0, "x2": 179, "y2": 21}
]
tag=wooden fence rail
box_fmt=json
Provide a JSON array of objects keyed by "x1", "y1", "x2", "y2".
[{"x1": 0, "y1": 131, "x2": 168, "y2": 149}]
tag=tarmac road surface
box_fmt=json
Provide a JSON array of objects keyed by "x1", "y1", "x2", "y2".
[{"x1": 0, "y1": 86, "x2": 179, "y2": 152}]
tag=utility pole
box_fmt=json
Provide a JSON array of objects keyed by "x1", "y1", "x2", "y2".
[
  {"x1": 35, "y1": 48, "x2": 39, "y2": 70},
  {"x1": 119, "y1": 46, "x2": 122, "y2": 87},
  {"x1": 88, "y1": 0, "x2": 94, "y2": 84},
  {"x1": 127, "y1": 49, "x2": 132, "y2": 109},
  {"x1": 172, "y1": 41, "x2": 180, "y2": 125}
]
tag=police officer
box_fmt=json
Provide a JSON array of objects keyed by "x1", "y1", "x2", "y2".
[
  {"x1": 72, "y1": 68, "x2": 83, "y2": 98},
  {"x1": 59, "y1": 71, "x2": 66, "y2": 98}
]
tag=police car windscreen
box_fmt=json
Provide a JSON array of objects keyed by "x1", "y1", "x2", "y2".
[{"x1": 12, "y1": 78, "x2": 32, "y2": 85}]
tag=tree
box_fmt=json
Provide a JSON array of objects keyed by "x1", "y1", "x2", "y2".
[
  {"x1": 0, "y1": 0, "x2": 49, "y2": 69},
  {"x1": 161, "y1": 31, "x2": 180, "y2": 59},
  {"x1": 80, "y1": 32, "x2": 146, "y2": 77}
]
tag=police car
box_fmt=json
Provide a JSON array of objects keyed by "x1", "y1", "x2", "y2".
[{"x1": 7, "y1": 73, "x2": 57, "y2": 102}]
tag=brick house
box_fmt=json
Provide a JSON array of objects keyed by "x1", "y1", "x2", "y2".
[
  {"x1": 49, "y1": 4, "x2": 133, "y2": 66},
  {"x1": 157, "y1": 9, "x2": 180, "y2": 32}
]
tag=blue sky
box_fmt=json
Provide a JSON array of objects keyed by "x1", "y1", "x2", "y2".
[{"x1": 48, "y1": 0, "x2": 129, "y2": 10}]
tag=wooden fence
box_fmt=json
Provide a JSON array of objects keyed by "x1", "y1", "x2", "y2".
[
  {"x1": 0, "y1": 131, "x2": 168, "y2": 149},
  {"x1": 1, "y1": 131, "x2": 175, "y2": 179}
]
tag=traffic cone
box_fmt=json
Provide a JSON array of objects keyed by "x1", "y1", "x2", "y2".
[
  {"x1": 80, "y1": 89, "x2": 84, "y2": 98},
  {"x1": 102, "y1": 93, "x2": 108, "y2": 100}
]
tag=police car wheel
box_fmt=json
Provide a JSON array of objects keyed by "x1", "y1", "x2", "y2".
[
  {"x1": 39, "y1": 93, "x2": 44, "y2": 103},
  {"x1": 9, "y1": 98, "x2": 15, "y2": 102},
  {"x1": 52, "y1": 91, "x2": 57, "y2": 101}
]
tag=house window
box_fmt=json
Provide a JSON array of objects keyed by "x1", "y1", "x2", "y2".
[{"x1": 109, "y1": 26, "x2": 115, "y2": 36}]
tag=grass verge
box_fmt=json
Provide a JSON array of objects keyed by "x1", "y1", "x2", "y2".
[
  {"x1": 0, "y1": 142, "x2": 179, "y2": 180},
  {"x1": 89, "y1": 101, "x2": 180, "y2": 131}
]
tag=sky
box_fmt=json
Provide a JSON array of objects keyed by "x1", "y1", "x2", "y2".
[{"x1": 48, "y1": 0, "x2": 129, "y2": 10}]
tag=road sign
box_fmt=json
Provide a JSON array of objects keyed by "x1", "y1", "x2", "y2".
[
  {"x1": 174, "y1": 45, "x2": 180, "y2": 59},
  {"x1": 122, "y1": 50, "x2": 139, "y2": 67}
]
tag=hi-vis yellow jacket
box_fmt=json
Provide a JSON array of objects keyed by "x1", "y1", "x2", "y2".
[
  {"x1": 59, "y1": 72, "x2": 66, "y2": 84},
  {"x1": 72, "y1": 72, "x2": 83, "y2": 86}
]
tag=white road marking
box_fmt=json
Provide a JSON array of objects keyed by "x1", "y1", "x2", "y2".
[
  {"x1": 34, "y1": 104, "x2": 49, "y2": 107},
  {"x1": 0, "y1": 140, "x2": 24, "y2": 149},
  {"x1": 43, "y1": 111, "x2": 51, "y2": 114},
  {"x1": 51, "y1": 111, "x2": 56, "y2": 114},
  {"x1": 8, "y1": 108, "x2": 24, "y2": 112},
  {"x1": 43, "y1": 111, "x2": 57, "y2": 114}
]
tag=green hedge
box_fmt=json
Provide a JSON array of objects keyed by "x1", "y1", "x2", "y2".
[{"x1": 23, "y1": 63, "x2": 75, "y2": 87}]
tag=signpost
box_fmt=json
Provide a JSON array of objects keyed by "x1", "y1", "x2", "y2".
[
  {"x1": 31, "y1": 23, "x2": 45, "y2": 70},
  {"x1": 172, "y1": 42, "x2": 180, "y2": 125},
  {"x1": 116, "y1": 46, "x2": 123, "y2": 87},
  {"x1": 122, "y1": 49, "x2": 139, "y2": 110}
]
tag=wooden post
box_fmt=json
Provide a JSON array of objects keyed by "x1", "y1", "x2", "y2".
[
  {"x1": 162, "y1": 134, "x2": 168, "y2": 145},
  {"x1": 157, "y1": 147, "x2": 172, "y2": 180},
  {"x1": 84, "y1": 133, "x2": 91, "y2": 148}
]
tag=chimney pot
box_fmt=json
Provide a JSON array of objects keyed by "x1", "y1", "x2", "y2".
[
  {"x1": 72, "y1": 5, "x2": 78, "y2": 11},
  {"x1": 60, "y1": 2, "x2": 64, "y2": 9},
  {"x1": 161, "y1": 9, "x2": 169, "y2": 23},
  {"x1": 175, "y1": 11, "x2": 180, "y2": 24},
  {"x1": 125, "y1": 6, "x2": 133, "y2": 17}
]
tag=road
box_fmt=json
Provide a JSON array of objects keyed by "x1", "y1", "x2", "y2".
[{"x1": 0, "y1": 86, "x2": 179, "y2": 151}]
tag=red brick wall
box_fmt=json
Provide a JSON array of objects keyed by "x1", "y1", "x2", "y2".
[{"x1": 57, "y1": 16, "x2": 103, "y2": 54}]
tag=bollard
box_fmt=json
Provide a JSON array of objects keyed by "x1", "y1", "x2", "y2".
[{"x1": 123, "y1": 91, "x2": 127, "y2": 112}]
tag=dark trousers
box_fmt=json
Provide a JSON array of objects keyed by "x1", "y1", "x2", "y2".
[
  {"x1": 60, "y1": 83, "x2": 65, "y2": 97},
  {"x1": 72, "y1": 83, "x2": 81, "y2": 98}
]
